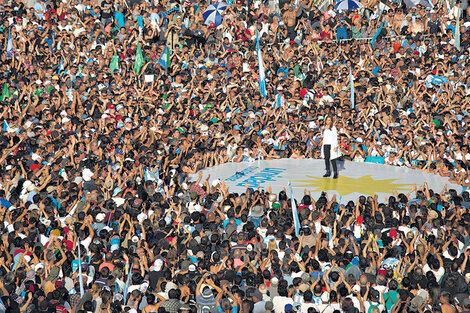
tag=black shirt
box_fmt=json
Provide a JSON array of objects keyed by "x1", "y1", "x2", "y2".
[{"x1": 101, "y1": 0, "x2": 113, "y2": 19}]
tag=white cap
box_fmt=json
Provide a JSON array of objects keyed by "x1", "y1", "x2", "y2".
[
  {"x1": 35, "y1": 263, "x2": 45, "y2": 271},
  {"x1": 95, "y1": 213, "x2": 105, "y2": 222},
  {"x1": 23, "y1": 180, "x2": 32, "y2": 191},
  {"x1": 29, "y1": 204, "x2": 39, "y2": 211}
]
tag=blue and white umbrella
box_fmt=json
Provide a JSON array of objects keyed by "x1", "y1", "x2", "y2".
[
  {"x1": 334, "y1": 0, "x2": 362, "y2": 11},
  {"x1": 203, "y1": 2, "x2": 228, "y2": 27}
]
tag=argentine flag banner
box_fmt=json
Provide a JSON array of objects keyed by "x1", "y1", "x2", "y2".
[{"x1": 256, "y1": 31, "x2": 266, "y2": 98}]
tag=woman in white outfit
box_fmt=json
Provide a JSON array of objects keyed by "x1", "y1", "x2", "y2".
[{"x1": 321, "y1": 116, "x2": 341, "y2": 179}]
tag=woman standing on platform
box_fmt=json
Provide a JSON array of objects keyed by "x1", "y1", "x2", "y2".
[{"x1": 321, "y1": 116, "x2": 341, "y2": 179}]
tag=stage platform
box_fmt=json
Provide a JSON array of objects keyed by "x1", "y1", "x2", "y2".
[{"x1": 192, "y1": 159, "x2": 463, "y2": 202}]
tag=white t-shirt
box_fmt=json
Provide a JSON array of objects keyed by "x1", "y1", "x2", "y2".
[
  {"x1": 423, "y1": 264, "x2": 445, "y2": 282},
  {"x1": 272, "y1": 296, "x2": 294, "y2": 313},
  {"x1": 454, "y1": 152, "x2": 470, "y2": 161},
  {"x1": 300, "y1": 303, "x2": 317, "y2": 313},
  {"x1": 58, "y1": 24, "x2": 72, "y2": 32},
  {"x1": 80, "y1": 237, "x2": 92, "y2": 252}
]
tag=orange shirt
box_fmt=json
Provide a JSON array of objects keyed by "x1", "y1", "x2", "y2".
[
  {"x1": 393, "y1": 43, "x2": 401, "y2": 53},
  {"x1": 99, "y1": 262, "x2": 115, "y2": 272}
]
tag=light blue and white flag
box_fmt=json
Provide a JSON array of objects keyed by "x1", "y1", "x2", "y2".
[
  {"x1": 370, "y1": 20, "x2": 384, "y2": 48},
  {"x1": 350, "y1": 67, "x2": 355, "y2": 108},
  {"x1": 273, "y1": 93, "x2": 284, "y2": 108},
  {"x1": 328, "y1": 225, "x2": 333, "y2": 248},
  {"x1": 157, "y1": 46, "x2": 169, "y2": 70},
  {"x1": 144, "y1": 167, "x2": 159, "y2": 182},
  {"x1": 58, "y1": 57, "x2": 67, "y2": 77},
  {"x1": 289, "y1": 181, "x2": 300, "y2": 237},
  {"x1": 256, "y1": 30, "x2": 266, "y2": 98},
  {"x1": 123, "y1": 271, "x2": 132, "y2": 304},
  {"x1": 6, "y1": 29, "x2": 13, "y2": 57},
  {"x1": 425, "y1": 75, "x2": 448, "y2": 88}
]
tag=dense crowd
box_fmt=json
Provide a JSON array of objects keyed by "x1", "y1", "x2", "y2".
[{"x1": 1, "y1": 0, "x2": 470, "y2": 312}]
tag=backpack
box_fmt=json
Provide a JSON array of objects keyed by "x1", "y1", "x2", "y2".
[{"x1": 368, "y1": 302, "x2": 380, "y2": 313}]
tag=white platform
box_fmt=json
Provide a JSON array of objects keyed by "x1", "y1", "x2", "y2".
[{"x1": 192, "y1": 159, "x2": 463, "y2": 202}]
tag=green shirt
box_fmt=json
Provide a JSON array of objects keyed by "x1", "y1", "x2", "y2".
[{"x1": 384, "y1": 290, "x2": 398, "y2": 311}]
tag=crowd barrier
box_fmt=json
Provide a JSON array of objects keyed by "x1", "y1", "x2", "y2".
[
  {"x1": 314, "y1": 34, "x2": 434, "y2": 44},
  {"x1": 363, "y1": 156, "x2": 456, "y2": 166}
]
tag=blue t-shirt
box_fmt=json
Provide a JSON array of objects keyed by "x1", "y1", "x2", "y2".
[
  {"x1": 337, "y1": 25, "x2": 348, "y2": 39},
  {"x1": 223, "y1": 218, "x2": 241, "y2": 228},
  {"x1": 137, "y1": 15, "x2": 144, "y2": 28},
  {"x1": 115, "y1": 11, "x2": 125, "y2": 29},
  {"x1": 34, "y1": 2, "x2": 46, "y2": 19}
]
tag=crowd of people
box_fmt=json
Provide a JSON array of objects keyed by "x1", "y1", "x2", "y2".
[{"x1": 1, "y1": 0, "x2": 470, "y2": 312}]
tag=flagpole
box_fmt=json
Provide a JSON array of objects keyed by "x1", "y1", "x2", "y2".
[
  {"x1": 77, "y1": 241, "x2": 85, "y2": 297},
  {"x1": 455, "y1": 12, "x2": 461, "y2": 51}
]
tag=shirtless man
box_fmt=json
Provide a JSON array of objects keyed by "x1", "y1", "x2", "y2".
[
  {"x1": 440, "y1": 291, "x2": 456, "y2": 313},
  {"x1": 282, "y1": 5, "x2": 299, "y2": 40},
  {"x1": 365, "y1": 0, "x2": 379, "y2": 19}
]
